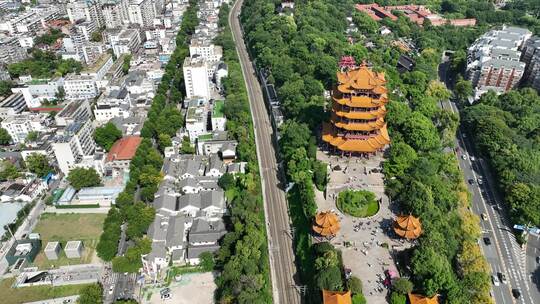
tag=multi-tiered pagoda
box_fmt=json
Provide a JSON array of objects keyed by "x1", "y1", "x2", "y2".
[{"x1": 322, "y1": 57, "x2": 390, "y2": 156}]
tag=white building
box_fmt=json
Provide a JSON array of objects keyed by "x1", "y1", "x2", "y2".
[
  {"x1": 11, "y1": 77, "x2": 64, "y2": 108},
  {"x1": 183, "y1": 56, "x2": 211, "y2": 99},
  {"x1": 128, "y1": 0, "x2": 156, "y2": 27},
  {"x1": 109, "y1": 29, "x2": 142, "y2": 57},
  {"x1": 55, "y1": 100, "x2": 92, "y2": 127},
  {"x1": 189, "y1": 38, "x2": 223, "y2": 63},
  {"x1": 52, "y1": 120, "x2": 96, "y2": 175},
  {"x1": 64, "y1": 75, "x2": 99, "y2": 99},
  {"x1": 1, "y1": 113, "x2": 48, "y2": 144},
  {"x1": 66, "y1": 0, "x2": 104, "y2": 28},
  {"x1": 102, "y1": 0, "x2": 130, "y2": 29},
  {"x1": 0, "y1": 93, "x2": 27, "y2": 120},
  {"x1": 185, "y1": 106, "x2": 208, "y2": 142}
]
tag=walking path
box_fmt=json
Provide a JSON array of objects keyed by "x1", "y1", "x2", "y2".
[{"x1": 315, "y1": 151, "x2": 407, "y2": 304}]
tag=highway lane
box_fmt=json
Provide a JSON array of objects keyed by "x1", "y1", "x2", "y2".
[
  {"x1": 229, "y1": 1, "x2": 301, "y2": 303},
  {"x1": 441, "y1": 98, "x2": 532, "y2": 304}
]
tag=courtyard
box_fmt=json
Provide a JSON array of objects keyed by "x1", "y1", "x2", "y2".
[
  {"x1": 31, "y1": 213, "x2": 106, "y2": 269},
  {"x1": 315, "y1": 151, "x2": 410, "y2": 304},
  {"x1": 144, "y1": 272, "x2": 216, "y2": 304}
]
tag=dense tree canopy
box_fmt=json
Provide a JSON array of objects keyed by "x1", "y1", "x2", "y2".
[
  {"x1": 67, "y1": 168, "x2": 101, "y2": 190},
  {"x1": 93, "y1": 122, "x2": 122, "y2": 151},
  {"x1": 8, "y1": 50, "x2": 82, "y2": 78},
  {"x1": 25, "y1": 153, "x2": 52, "y2": 177},
  {"x1": 77, "y1": 284, "x2": 103, "y2": 304}
]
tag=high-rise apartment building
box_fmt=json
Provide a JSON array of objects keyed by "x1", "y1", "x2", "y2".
[
  {"x1": 52, "y1": 120, "x2": 96, "y2": 175},
  {"x1": 128, "y1": 0, "x2": 156, "y2": 27},
  {"x1": 183, "y1": 56, "x2": 211, "y2": 99},
  {"x1": 521, "y1": 36, "x2": 540, "y2": 92},
  {"x1": 66, "y1": 0, "x2": 104, "y2": 28},
  {"x1": 466, "y1": 26, "x2": 531, "y2": 99}
]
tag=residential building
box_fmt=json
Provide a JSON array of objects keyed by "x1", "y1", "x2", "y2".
[
  {"x1": 109, "y1": 28, "x2": 142, "y2": 57},
  {"x1": 211, "y1": 100, "x2": 226, "y2": 131},
  {"x1": 64, "y1": 75, "x2": 99, "y2": 99},
  {"x1": 322, "y1": 58, "x2": 391, "y2": 155},
  {"x1": 521, "y1": 36, "x2": 540, "y2": 92},
  {"x1": 55, "y1": 100, "x2": 92, "y2": 127},
  {"x1": 466, "y1": 26, "x2": 531, "y2": 99},
  {"x1": 0, "y1": 93, "x2": 27, "y2": 120},
  {"x1": 11, "y1": 77, "x2": 64, "y2": 108},
  {"x1": 1, "y1": 113, "x2": 48, "y2": 144},
  {"x1": 66, "y1": 0, "x2": 104, "y2": 28},
  {"x1": 185, "y1": 105, "x2": 209, "y2": 142},
  {"x1": 128, "y1": 0, "x2": 156, "y2": 27},
  {"x1": 183, "y1": 56, "x2": 211, "y2": 99},
  {"x1": 52, "y1": 120, "x2": 96, "y2": 175},
  {"x1": 106, "y1": 136, "x2": 142, "y2": 170},
  {"x1": 189, "y1": 38, "x2": 223, "y2": 63},
  {"x1": 102, "y1": 0, "x2": 130, "y2": 29},
  {"x1": 0, "y1": 37, "x2": 28, "y2": 64}
]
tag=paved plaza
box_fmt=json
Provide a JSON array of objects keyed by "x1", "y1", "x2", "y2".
[{"x1": 315, "y1": 151, "x2": 410, "y2": 304}]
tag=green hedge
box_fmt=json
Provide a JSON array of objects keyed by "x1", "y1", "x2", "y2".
[{"x1": 55, "y1": 204, "x2": 100, "y2": 209}]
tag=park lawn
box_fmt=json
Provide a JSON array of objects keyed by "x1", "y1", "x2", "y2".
[
  {"x1": 337, "y1": 190, "x2": 380, "y2": 217},
  {"x1": 0, "y1": 277, "x2": 92, "y2": 304},
  {"x1": 31, "y1": 213, "x2": 106, "y2": 269}
]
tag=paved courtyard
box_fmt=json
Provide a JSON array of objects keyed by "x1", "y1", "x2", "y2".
[
  {"x1": 315, "y1": 151, "x2": 407, "y2": 304},
  {"x1": 145, "y1": 272, "x2": 216, "y2": 304}
]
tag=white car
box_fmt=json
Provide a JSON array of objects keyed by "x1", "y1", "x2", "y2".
[
  {"x1": 492, "y1": 275, "x2": 500, "y2": 286},
  {"x1": 462, "y1": 154, "x2": 468, "y2": 160},
  {"x1": 108, "y1": 285, "x2": 115, "y2": 295},
  {"x1": 470, "y1": 156, "x2": 476, "y2": 161}
]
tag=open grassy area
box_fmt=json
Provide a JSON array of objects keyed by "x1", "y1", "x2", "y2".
[
  {"x1": 31, "y1": 213, "x2": 106, "y2": 269},
  {"x1": 337, "y1": 189, "x2": 380, "y2": 218},
  {"x1": 0, "y1": 277, "x2": 92, "y2": 304}
]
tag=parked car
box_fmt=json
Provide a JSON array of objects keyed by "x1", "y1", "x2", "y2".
[
  {"x1": 481, "y1": 213, "x2": 488, "y2": 221},
  {"x1": 483, "y1": 237, "x2": 491, "y2": 245},
  {"x1": 468, "y1": 179, "x2": 475, "y2": 185},
  {"x1": 477, "y1": 177, "x2": 483, "y2": 185},
  {"x1": 512, "y1": 289, "x2": 521, "y2": 298},
  {"x1": 108, "y1": 285, "x2": 114, "y2": 295},
  {"x1": 462, "y1": 154, "x2": 468, "y2": 160},
  {"x1": 491, "y1": 275, "x2": 500, "y2": 286}
]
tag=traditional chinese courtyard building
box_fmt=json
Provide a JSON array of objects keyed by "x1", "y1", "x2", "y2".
[
  {"x1": 394, "y1": 214, "x2": 422, "y2": 240},
  {"x1": 322, "y1": 290, "x2": 352, "y2": 304},
  {"x1": 322, "y1": 57, "x2": 390, "y2": 156}
]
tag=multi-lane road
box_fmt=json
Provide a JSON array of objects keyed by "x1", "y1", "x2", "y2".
[
  {"x1": 229, "y1": 1, "x2": 301, "y2": 303},
  {"x1": 439, "y1": 56, "x2": 539, "y2": 304}
]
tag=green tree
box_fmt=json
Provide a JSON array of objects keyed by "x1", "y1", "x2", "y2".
[
  {"x1": 0, "y1": 81, "x2": 13, "y2": 97},
  {"x1": 402, "y1": 112, "x2": 441, "y2": 152},
  {"x1": 348, "y1": 276, "x2": 363, "y2": 295},
  {"x1": 0, "y1": 161, "x2": 20, "y2": 181},
  {"x1": 67, "y1": 168, "x2": 101, "y2": 190},
  {"x1": 93, "y1": 122, "x2": 122, "y2": 151},
  {"x1": 26, "y1": 131, "x2": 39, "y2": 142},
  {"x1": 180, "y1": 136, "x2": 195, "y2": 154},
  {"x1": 0, "y1": 128, "x2": 12, "y2": 145},
  {"x1": 199, "y1": 251, "x2": 215, "y2": 272},
  {"x1": 158, "y1": 133, "x2": 172, "y2": 152},
  {"x1": 25, "y1": 153, "x2": 52, "y2": 177},
  {"x1": 390, "y1": 292, "x2": 407, "y2": 304},
  {"x1": 125, "y1": 201, "x2": 155, "y2": 239},
  {"x1": 78, "y1": 284, "x2": 103, "y2": 304},
  {"x1": 454, "y1": 76, "x2": 473, "y2": 102},
  {"x1": 352, "y1": 294, "x2": 367, "y2": 304},
  {"x1": 91, "y1": 31, "x2": 102, "y2": 42},
  {"x1": 122, "y1": 55, "x2": 132, "y2": 75},
  {"x1": 314, "y1": 250, "x2": 339, "y2": 270},
  {"x1": 316, "y1": 266, "x2": 343, "y2": 291},
  {"x1": 393, "y1": 277, "x2": 413, "y2": 294},
  {"x1": 218, "y1": 173, "x2": 235, "y2": 190},
  {"x1": 312, "y1": 160, "x2": 328, "y2": 191},
  {"x1": 112, "y1": 238, "x2": 152, "y2": 273}
]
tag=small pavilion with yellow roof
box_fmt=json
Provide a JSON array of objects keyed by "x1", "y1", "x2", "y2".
[
  {"x1": 322, "y1": 290, "x2": 352, "y2": 304},
  {"x1": 393, "y1": 214, "x2": 422, "y2": 239},
  {"x1": 312, "y1": 211, "x2": 341, "y2": 238},
  {"x1": 322, "y1": 57, "x2": 390, "y2": 156},
  {"x1": 408, "y1": 293, "x2": 439, "y2": 304}
]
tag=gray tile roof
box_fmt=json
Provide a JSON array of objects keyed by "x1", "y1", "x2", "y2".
[
  {"x1": 186, "y1": 245, "x2": 220, "y2": 259},
  {"x1": 166, "y1": 215, "x2": 185, "y2": 248},
  {"x1": 201, "y1": 190, "x2": 225, "y2": 209}
]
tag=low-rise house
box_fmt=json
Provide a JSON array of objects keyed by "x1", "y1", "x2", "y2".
[{"x1": 106, "y1": 136, "x2": 142, "y2": 172}]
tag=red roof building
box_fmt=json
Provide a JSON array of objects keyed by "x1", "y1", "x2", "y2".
[{"x1": 106, "y1": 136, "x2": 142, "y2": 168}]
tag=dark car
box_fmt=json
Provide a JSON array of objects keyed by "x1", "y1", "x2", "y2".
[
  {"x1": 512, "y1": 289, "x2": 521, "y2": 298},
  {"x1": 468, "y1": 179, "x2": 475, "y2": 185},
  {"x1": 483, "y1": 237, "x2": 491, "y2": 245},
  {"x1": 497, "y1": 272, "x2": 507, "y2": 284}
]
